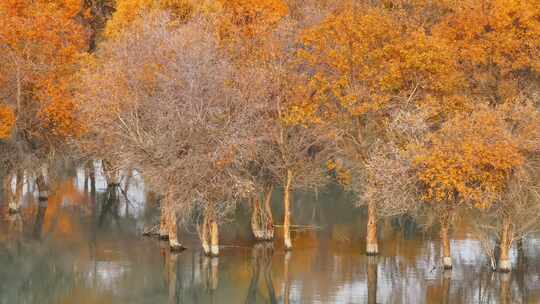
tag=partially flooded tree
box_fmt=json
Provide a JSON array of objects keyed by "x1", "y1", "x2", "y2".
[
  {"x1": 78, "y1": 12, "x2": 261, "y2": 254},
  {"x1": 298, "y1": 1, "x2": 461, "y2": 255}
]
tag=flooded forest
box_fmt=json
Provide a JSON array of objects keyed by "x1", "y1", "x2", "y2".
[{"x1": 1, "y1": 0, "x2": 540, "y2": 303}]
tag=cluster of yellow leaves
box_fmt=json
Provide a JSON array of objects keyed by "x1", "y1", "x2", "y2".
[
  {"x1": 412, "y1": 105, "x2": 524, "y2": 209},
  {"x1": 0, "y1": 104, "x2": 15, "y2": 140}
]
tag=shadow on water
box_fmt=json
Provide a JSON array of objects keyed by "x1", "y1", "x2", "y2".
[{"x1": 0, "y1": 169, "x2": 539, "y2": 303}]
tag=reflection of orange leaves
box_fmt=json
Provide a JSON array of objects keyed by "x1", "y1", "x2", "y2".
[
  {"x1": 0, "y1": 104, "x2": 15, "y2": 139},
  {"x1": 43, "y1": 181, "x2": 87, "y2": 241}
]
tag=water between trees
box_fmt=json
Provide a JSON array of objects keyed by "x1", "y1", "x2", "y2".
[{"x1": 0, "y1": 166, "x2": 538, "y2": 304}]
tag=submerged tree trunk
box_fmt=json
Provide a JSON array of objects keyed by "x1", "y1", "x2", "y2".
[
  {"x1": 2, "y1": 172, "x2": 13, "y2": 208},
  {"x1": 36, "y1": 174, "x2": 49, "y2": 200},
  {"x1": 159, "y1": 198, "x2": 169, "y2": 240},
  {"x1": 251, "y1": 185, "x2": 275, "y2": 241},
  {"x1": 9, "y1": 170, "x2": 23, "y2": 213},
  {"x1": 498, "y1": 215, "x2": 512, "y2": 272},
  {"x1": 366, "y1": 200, "x2": 378, "y2": 255},
  {"x1": 440, "y1": 214, "x2": 452, "y2": 270},
  {"x1": 210, "y1": 215, "x2": 219, "y2": 256},
  {"x1": 283, "y1": 170, "x2": 293, "y2": 251},
  {"x1": 167, "y1": 207, "x2": 183, "y2": 252},
  {"x1": 201, "y1": 214, "x2": 210, "y2": 255},
  {"x1": 200, "y1": 211, "x2": 218, "y2": 256}
]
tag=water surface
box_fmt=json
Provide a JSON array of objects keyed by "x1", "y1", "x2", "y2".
[{"x1": 1, "y1": 167, "x2": 539, "y2": 304}]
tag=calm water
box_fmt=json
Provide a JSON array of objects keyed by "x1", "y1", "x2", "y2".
[{"x1": 1, "y1": 166, "x2": 540, "y2": 304}]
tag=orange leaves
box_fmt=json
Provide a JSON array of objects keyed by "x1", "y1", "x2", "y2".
[
  {"x1": 217, "y1": 0, "x2": 288, "y2": 41},
  {"x1": 413, "y1": 104, "x2": 524, "y2": 209},
  {"x1": 0, "y1": 0, "x2": 86, "y2": 142},
  {"x1": 105, "y1": 0, "x2": 195, "y2": 38},
  {"x1": 0, "y1": 104, "x2": 15, "y2": 140},
  {"x1": 298, "y1": 4, "x2": 463, "y2": 123},
  {"x1": 433, "y1": 0, "x2": 540, "y2": 102}
]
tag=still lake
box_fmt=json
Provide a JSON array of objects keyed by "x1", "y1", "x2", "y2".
[{"x1": 1, "y1": 165, "x2": 539, "y2": 304}]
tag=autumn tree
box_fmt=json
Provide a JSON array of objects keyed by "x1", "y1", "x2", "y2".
[
  {"x1": 0, "y1": 0, "x2": 87, "y2": 207},
  {"x1": 78, "y1": 12, "x2": 263, "y2": 254},
  {"x1": 298, "y1": 1, "x2": 461, "y2": 255}
]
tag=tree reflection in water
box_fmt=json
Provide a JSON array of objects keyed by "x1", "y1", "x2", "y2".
[{"x1": 0, "y1": 167, "x2": 539, "y2": 303}]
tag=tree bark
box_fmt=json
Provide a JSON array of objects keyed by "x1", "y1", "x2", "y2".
[
  {"x1": 440, "y1": 215, "x2": 452, "y2": 270},
  {"x1": 9, "y1": 170, "x2": 23, "y2": 213},
  {"x1": 2, "y1": 173, "x2": 13, "y2": 209},
  {"x1": 36, "y1": 174, "x2": 48, "y2": 200},
  {"x1": 167, "y1": 207, "x2": 183, "y2": 252},
  {"x1": 251, "y1": 185, "x2": 275, "y2": 241},
  {"x1": 283, "y1": 169, "x2": 293, "y2": 251},
  {"x1": 263, "y1": 185, "x2": 274, "y2": 240},
  {"x1": 251, "y1": 196, "x2": 264, "y2": 240},
  {"x1": 201, "y1": 213, "x2": 211, "y2": 256},
  {"x1": 366, "y1": 200, "x2": 378, "y2": 255},
  {"x1": 498, "y1": 215, "x2": 512, "y2": 272},
  {"x1": 159, "y1": 198, "x2": 169, "y2": 240},
  {"x1": 210, "y1": 215, "x2": 219, "y2": 256}
]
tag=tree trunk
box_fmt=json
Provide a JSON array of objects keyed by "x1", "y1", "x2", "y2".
[
  {"x1": 9, "y1": 170, "x2": 23, "y2": 213},
  {"x1": 440, "y1": 215, "x2": 452, "y2": 270},
  {"x1": 201, "y1": 213, "x2": 211, "y2": 256},
  {"x1": 2, "y1": 173, "x2": 13, "y2": 209},
  {"x1": 210, "y1": 215, "x2": 219, "y2": 256},
  {"x1": 251, "y1": 196, "x2": 264, "y2": 240},
  {"x1": 36, "y1": 174, "x2": 48, "y2": 200},
  {"x1": 263, "y1": 185, "x2": 274, "y2": 240},
  {"x1": 251, "y1": 185, "x2": 275, "y2": 241},
  {"x1": 283, "y1": 169, "x2": 293, "y2": 251},
  {"x1": 167, "y1": 207, "x2": 183, "y2": 252},
  {"x1": 159, "y1": 198, "x2": 169, "y2": 240},
  {"x1": 366, "y1": 200, "x2": 378, "y2": 255},
  {"x1": 498, "y1": 216, "x2": 512, "y2": 272}
]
